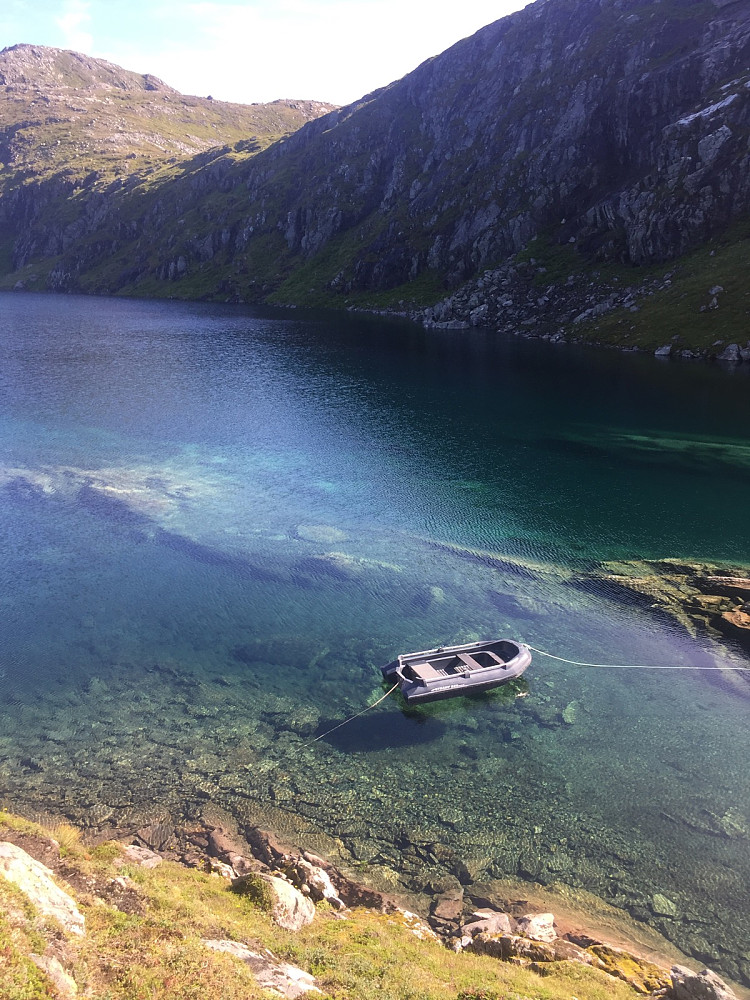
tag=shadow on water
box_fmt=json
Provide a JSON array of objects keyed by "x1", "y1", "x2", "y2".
[
  {"x1": 77, "y1": 485, "x2": 286, "y2": 582},
  {"x1": 77, "y1": 485, "x2": 151, "y2": 527},
  {"x1": 315, "y1": 707, "x2": 446, "y2": 753},
  {"x1": 156, "y1": 529, "x2": 284, "y2": 583}
]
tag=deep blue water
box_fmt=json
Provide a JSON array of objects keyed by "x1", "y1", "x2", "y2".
[{"x1": 0, "y1": 292, "x2": 749, "y2": 981}]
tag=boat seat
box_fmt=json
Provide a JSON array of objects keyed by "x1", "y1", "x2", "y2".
[
  {"x1": 457, "y1": 651, "x2": 505, "y2": 671},
  {"x1": 457, "y1": 653, "x2": 483, "y2": 671},
  {"x1": 410, "y1": 661, "x2": 444, "y2": 681}
]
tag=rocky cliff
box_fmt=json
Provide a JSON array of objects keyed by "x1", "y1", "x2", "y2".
[
  {"x1": 0, "y1": 44, "x2": 335, "y2": 288},
  {"x1": 1, "y1": 1, "x2": 749, "y2": 351}
]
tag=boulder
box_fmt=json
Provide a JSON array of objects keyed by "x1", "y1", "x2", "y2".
[
  {"x1": 468, "y1": 932, "x2": 557, "y2": 962},
  {"x1": 655, "y1": 345, "x2": 672, "y2": 357},
  {"x1": 0, "y1": 842, "x2": 85, "y2": 936},
  {"x1": 590, "y1": 945, "x2": 671, "y2": 992},
  {"x1": 289, "y1": 856, "x2": 345, "y2": 910},
  {"x1": 717, "y1": 344, "x2": 741, "y2": 363},
  {"x1": 671, "y1": 966, "x2": 738, "y2": 1000},
  {"x1": 121, "y1": 844, "x2": 163, "y2": 869},
  {"x1": 516, "y1": 912, "x2": 557, "y2": 942},
  {"x1": 204, "y1": 940, "x2": 321, "y2": 997},
  {"x1": 232, "y1": 872, "x2": 315, "y2": 931},
  {"x1": 461, "y1": 909, "x2": 513, "y2": 937},
  {"x1": 430, "y1": 889, "x2": 464, "y2": 923}
]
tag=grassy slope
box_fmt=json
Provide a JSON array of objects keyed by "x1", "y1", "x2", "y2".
[
  {"x1": 0, "y1": 87, "x2": 329, "y2": 186},
  {"x1": 275, "y1": 220, "x2": 750, "y2": 353},
  {"x1": 0, "y1": 43, "x2": 336, "y2": 190},
  {"x1": 572, "y1": 222, "x2": 750, "y2": 352},
  {"x1": 0, "y1": 811, "x2": 644, "y2": 1000}
]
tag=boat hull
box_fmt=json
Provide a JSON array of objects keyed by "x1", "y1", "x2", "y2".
[{"x1": 381, "y1": 638, "x2": 531, "y2": 704}]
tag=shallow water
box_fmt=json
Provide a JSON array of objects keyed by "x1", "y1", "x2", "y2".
[{"x1": 0, "y1": 292, "x2": 749, "y2": 981}]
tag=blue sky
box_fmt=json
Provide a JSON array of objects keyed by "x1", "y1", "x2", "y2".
[{"x1": 1, "y1": 0, "x2": 530, "y2": 105}]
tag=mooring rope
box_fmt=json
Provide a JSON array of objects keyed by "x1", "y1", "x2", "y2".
[
  {"x1": 306, "y1": 681, "x2": 400, "y2": 746},
  {"x1": 305, "y1": 645, "x2": 750, "y2": 747},
  {"x1": 526, "y1": 645, "x2": 750, "y2": 670}
]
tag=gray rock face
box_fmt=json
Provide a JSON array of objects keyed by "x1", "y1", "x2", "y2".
[
  {"x1": 0, "y1": 841, "x2": 85, "y2": 936},
  {"x1": 3, "y1": 0, "x2": 750, "y2": 309},
  {"x1": 671, "y1": 966, "x2": 739, "y2": 1000}
]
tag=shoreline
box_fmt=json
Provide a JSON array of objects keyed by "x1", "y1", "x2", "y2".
[
  {"x1": 4, "y1": 798, "x2": 749, "y2": 998},
  {"x1": 3, "y1": 803, "x2": 749, "y2": 999}
]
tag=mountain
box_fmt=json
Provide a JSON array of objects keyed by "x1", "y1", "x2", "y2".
[
  {"x1": 0, "y1": 43, "x2": 335, "y2": 284},
  {"x1": 1, "y1": 1, "x2": 749, "y2": 355}
]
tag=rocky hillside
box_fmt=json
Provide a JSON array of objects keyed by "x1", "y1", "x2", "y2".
[
  {"x1": 1, "y1": 1, "x2": 749, "y2": 354},
  {"x1": 0, "y1": 44, "x2": 335, "y2": 281},
  {"x1": 0, "y1": 809, "x2": 744, "y2": 999}
]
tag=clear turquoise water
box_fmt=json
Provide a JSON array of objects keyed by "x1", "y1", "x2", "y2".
[{"x1": 0, "y1": 292, "x2": 749, "y2": 980}]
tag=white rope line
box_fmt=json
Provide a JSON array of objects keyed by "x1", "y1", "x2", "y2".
[
  {"x1": 305, "y1": 645, "x2": 750, "y2": 749},
  {"x1": 305, "y1": 682, "x2": 400, "y2": 746},
  {"x1": 526, "y1": 645, "x2": 750, "y2": 670}
]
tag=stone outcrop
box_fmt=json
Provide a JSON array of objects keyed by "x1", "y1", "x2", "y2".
[
  {"x1": 0, "y1": 841, "x2": 85, "y2": 935},
  {"x1": 2, "y1": 816, "x2": 745, "y2": 999},
  {"x1": 29, "y1": 953, "x2": 79, "y2": 998},
  {"x1": 671, "y1": 965, "x2": 739, "y2": 1000},
  {"x1": 204, "y1": 940, "x2": 322, "y2": 997},
  {"x1": 460, "y1": 907, "x2": 514, "y2": 938},
  {"x1": 231, "y1": 872, "x2": 316, "y2": 931},
  {"x1": 263, "y1": 874, "x2": 317, "y2": 931},
  {"x1": 576, "y1": 559, "x2": 750, "y2": 659},
  {"x1": 516, "y1": 911, "x2": 557, "y2": 943}
]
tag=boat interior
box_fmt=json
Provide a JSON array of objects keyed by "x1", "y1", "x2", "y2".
[{"x1": 402, "y1": 644, "x2": 513, "y2": 682}]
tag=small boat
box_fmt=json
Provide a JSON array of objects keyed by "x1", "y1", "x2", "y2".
[{"x1": 381, "y1": 638, "x2": 531, "y2": 704}]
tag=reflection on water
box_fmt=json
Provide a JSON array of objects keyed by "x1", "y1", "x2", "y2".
[{"x1": 0, "y1": 293, "x2": 749, "y2": 983}]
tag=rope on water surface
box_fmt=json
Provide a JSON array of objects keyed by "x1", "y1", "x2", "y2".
[
  {"x1": 305, "y1": 681, "x2": 400, "y2": 746},
  {"x1": 526, "y1": 645, "x2": 750, "y2": 671}
]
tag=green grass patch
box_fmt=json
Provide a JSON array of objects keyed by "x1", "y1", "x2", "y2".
[{"x1": 573, "y1": 219, "x2": 750, "y2": 351}]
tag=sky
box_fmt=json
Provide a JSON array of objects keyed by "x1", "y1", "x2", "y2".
[{"x1": 1, "y1": 0, "x2": 532, "y2": 106}]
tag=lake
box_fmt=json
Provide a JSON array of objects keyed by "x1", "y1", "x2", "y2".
[{"x1": 1, "y1": 292, "x2": 748, "y2": 983}]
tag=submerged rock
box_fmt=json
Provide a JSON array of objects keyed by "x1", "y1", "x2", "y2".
[
  {"x1": 651, "y1": 892, "x2": 678, "y2": 917},
  {"x1": 561, "y1": 700, "x2": 580, "y2": 725},
  {"x1": 296, "y1": 525, "x2": 348, "y2": 545},
  {"x1": 576, "y1": 558, "x2": 750, "y2": 659}
]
